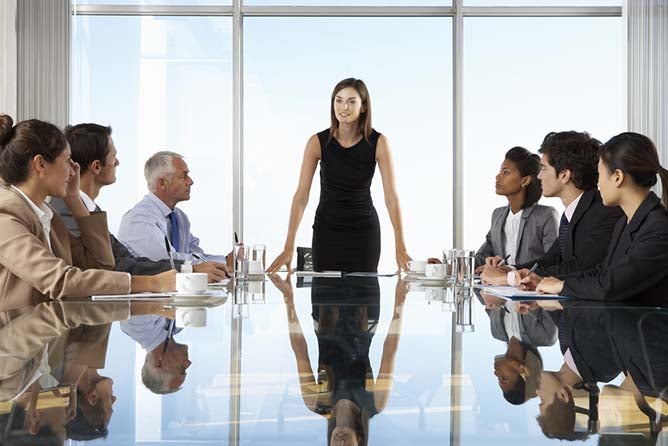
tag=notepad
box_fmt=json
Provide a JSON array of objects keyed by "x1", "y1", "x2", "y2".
[
  {"x1": 91, "y1": 292, "x2": 171, "y2": 301},
  {"x1": 482, "y1": 286, "x2": 565, "y2": 300}
]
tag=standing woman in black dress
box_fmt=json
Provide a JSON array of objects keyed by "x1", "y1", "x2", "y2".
[{"x1": 268, "y1": 78, "x2": 411, "y2": 273}]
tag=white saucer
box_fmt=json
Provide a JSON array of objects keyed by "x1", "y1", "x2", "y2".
[
  {"x1": 165, "y1": 296, "x2": 228, "y2": 308},
  {"x1": 170, "y1": 290, "x2": 226, "y2": 302},
  {"x1": 418, "y1": 276, "x2": 448, "y2": 285}
]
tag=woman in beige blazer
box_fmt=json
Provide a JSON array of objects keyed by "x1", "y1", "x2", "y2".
[{"x1": 0, "y1": 115, "x2": 175, "y2": 313}]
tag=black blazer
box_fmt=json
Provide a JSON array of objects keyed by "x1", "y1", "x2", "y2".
[
  {"x1": 518, "y1": 189, "x2": 623, "y2": 277},
  {"x1": 50, "y1": 197, "x2": 181, "y2": 275},
  {"x1": 561, "y1": 192, "x2": 668, "y2": 303}
]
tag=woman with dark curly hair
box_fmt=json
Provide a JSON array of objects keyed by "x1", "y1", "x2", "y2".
[{"x1": 475, "y1": 146, "x2": 559, "y2": 272}]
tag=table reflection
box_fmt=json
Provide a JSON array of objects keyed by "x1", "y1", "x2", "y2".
[{"x1": 2, "y1": 277, "x2": 668, "y2": 445}]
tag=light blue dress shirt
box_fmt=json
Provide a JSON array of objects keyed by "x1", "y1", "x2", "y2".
[{"x1": 117, "y1": 192, "x2": 227, "y2": 264}]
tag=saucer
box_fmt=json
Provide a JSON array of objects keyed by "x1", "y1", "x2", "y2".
[
  {"x1": 165, "y1": 296, "x2": 228, "y2": 308},
  {"x1": 170, "y1": 290, "x2": 227, "y2": 302},
  {"x1": 418, "y1": 276, "x2": 448, "y2": 285}
]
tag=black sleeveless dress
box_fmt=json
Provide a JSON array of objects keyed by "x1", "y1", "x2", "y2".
[{"x1": 312, "y1": 129, "x2": 381, "y2": 272}]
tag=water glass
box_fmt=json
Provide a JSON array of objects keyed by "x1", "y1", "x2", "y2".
[
  {"x1": 233, "y1": 242, "x2": 248, "y2": 280},
  {"x1": 252, "y1": 244, "x2": 266, "y2": 271},
  {"x1": 454, "y1": 249, "x2": 475, "y2": 287},
  {"x1": 443, "y1": 249, "x2": 456, "y2": 282}
]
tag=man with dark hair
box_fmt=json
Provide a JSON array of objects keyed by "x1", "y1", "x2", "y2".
[
  {"x1": 51, "y1": 123, "x2": 229, "y2": 279},
  {"x1": 482, "y1": 131, "x2": 623, "y2": 287}
]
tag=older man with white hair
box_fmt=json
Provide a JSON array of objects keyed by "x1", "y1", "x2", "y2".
[{"x1": 118, "y1": 151, "x2": 230, "y2": 267}]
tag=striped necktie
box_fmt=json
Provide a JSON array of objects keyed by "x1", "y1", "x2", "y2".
[
  {"x1": 559, "y1": 213, "x2": 569, "y2": 259},
  {"x1": 168, "y1": 212, "x2": 180, "y2": 252}
]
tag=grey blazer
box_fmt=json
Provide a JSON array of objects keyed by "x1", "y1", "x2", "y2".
[{"x1": 475, "y1": 203, "x2": 559, "y2": 268}]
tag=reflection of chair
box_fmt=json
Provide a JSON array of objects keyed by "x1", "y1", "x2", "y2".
[{"x1": 296, "y1": 247, "x2": 313, "y2": 288}]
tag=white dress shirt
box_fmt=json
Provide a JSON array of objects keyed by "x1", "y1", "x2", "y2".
[
  {"x1": 79, "y1": 190, "x2": 97, "y2": 212},
  {"x1": 564, "y1": 192, "x2": 584, "y2": 223},
  {"x1": 120, "y1": 315, "x2": 181, "y2": 352},
  {"x1": 503, "y1": 209, "x2": 523, "y2": 266},
  {"x1": 11, "y1": 186, "x2": 54, "y2": 253}
]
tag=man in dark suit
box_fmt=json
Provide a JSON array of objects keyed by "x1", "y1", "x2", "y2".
[
  {"x1": 51, "y1": 123, "x2": 229, "y2": 279},
  {"x1": 482, "y1": 131, "x2": 623, "y2": 287}
]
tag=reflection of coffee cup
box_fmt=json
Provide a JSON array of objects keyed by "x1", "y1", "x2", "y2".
[
  {"x1": 247, "y1": 260, "x2": 263, "y2": 275},
  {"x1": 176, "y1": 307, "x2": 207, "y2": 328},
  {"x1": 425, "y1": 287, "x2": 446, "y2": 301},
  {"x1": 425, "y1": 263, "x2": 447, "y2": 278},
  {"x1": 408, "y1": 260, "x2": 426, "y2": 274},
  {"x1": 408, "y1": 282, "x2": 424, "y2": 292},
  {"x1": 176, "y1": 273, "x2": 208, "y2": 294}
]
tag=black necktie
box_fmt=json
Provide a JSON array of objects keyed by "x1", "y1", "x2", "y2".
[{"x1": 559, "y1": 213, "x2": 569, "y2": 259}]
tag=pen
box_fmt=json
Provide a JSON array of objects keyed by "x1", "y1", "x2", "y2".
[
  {"x1": 497, "y1": 254, "x2": 511, "y2": 267},
  {"x1": 192, "y1": 253, "x2": 207, "y2": 262},
  {"x1": 234, "y1": 232, "x2": 239, "y2": 244},
  {"x1": 528, "y1": 262, "x2": 539, "y2": 274},
  {"x1": 164, "y1": 236, "x2": 176, "y2": 270}
]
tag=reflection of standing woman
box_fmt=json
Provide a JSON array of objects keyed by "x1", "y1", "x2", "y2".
[{"x1": 268, "y1": 78, "x2": 411, "y2": 273}]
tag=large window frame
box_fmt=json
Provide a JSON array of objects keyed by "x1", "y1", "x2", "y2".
[{"x1": 71, "y1": 1, "x2": 622, "y2": 250}]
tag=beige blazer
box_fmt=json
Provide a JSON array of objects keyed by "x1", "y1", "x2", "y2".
[{"x1": 0, "y1": 186, "x2": 130, "y2": 312}]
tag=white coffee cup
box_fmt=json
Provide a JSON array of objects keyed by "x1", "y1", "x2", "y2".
[
  {"x1": 408, "y1": 260, "x2": 426, "y2": 274},
  {"x1": 175, "y1": 272, "x2": 208, "y2": 294},
  {"x1": 247, "y1": 259, "x2": 263, "y2": 275},
  {"x1": 176, "y1": 307, "x2": 207, "y2": 328},
  {"x1": 425, "y1": 263, "x2": 447, "y2": 278}
]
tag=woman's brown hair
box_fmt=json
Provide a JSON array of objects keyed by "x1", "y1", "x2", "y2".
[{"x1": 328, "y1": 78, "x2": 372, "y2": 144}]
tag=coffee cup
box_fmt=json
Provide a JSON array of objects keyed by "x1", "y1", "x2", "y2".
[
  {"x1": 176, "y1": 307, "x2": 207, "y2": 328},
  {"x1": 425, "y1": 263, "x2": 447, "y2": 278},
  {"x1": 175, "y1": 272, "x2": 208, "y2": 295},
  {"x1": 408, "y1": 260, "x2": 426, "y2": 274}
]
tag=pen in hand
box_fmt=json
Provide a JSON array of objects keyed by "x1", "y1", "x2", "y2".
[
  {"x1": 164, "y1": 236, "x2": 176, "y2": 271},
  {"x1": 497, "y1": 254, "x2": 511, "y2": 267},
  {"x1": 528, "y1": 262, "x2": 539, "y2": 274}
]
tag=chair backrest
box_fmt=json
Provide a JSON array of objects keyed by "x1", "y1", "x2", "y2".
[{"x1": 297, "y1": 247, "x2": 313, "y2": 272}]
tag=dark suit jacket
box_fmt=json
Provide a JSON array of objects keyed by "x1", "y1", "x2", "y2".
[
  {"x1": 517, "y1": 189, "x2": 623, "y2": 277},
  {"x1": 561, "y1": 192, "x2": 668, "y2": 303},
  {"x1": 51, "y1": 197, "x2": 181, "y2": 275}
]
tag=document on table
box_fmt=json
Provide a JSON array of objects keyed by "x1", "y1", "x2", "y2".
[
  {"x1": 295, "y1": 271, "x2": 342, "y2": 278},
  {"x1": 91, "y1": 292, "x2": 171, "y2": 301},
  {"x1": 482, "y1": 286, "x2": 565, "y2": 300}
]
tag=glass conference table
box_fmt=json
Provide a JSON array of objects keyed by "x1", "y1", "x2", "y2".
[{"x1": 1, "y1": 275, "x2": 667, "y2": 445}]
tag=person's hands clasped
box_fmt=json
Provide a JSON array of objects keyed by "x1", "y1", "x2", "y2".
[
  {"x1": 396, "y1": 248, "x2": 411, "y2": 272},
  {"x1": 193, "y1": 261, "x2": 229, "y2": 282},
  {"x1": 268, "y1": 249, "x2": 294, "y2": 273}
]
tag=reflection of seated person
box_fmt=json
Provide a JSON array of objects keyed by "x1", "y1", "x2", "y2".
[
  {"x1": 118, "y1": 151, "x2": 231, "y2": 267},
  {"x1": 478, "y1": 292, "x2": 552, "y2": 405},
  {"x1": 120, "y1": 314, "x2": 191, "y2": 394},
  {"x1": 535, "y1": 304, "x2": 622, "y2": 440},
  {"x1": 269, "y1": 274, "x2": 406, "y2": 446},
  {"x1": 0, "y1": 301, "x2": 165, "y2": 444}
]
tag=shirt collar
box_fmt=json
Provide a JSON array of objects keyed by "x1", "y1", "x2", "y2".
[
  {"x1": 79, "y1": 190, "x2": 98, "y2": 212},
  {"x1": 11, "y1": 185, "x2": 53, "y2": 226},
  {"x1": 147, "y1": 192, "x2": 174, "y2": 218},
  {"x1": 564, "y1": 192, "x2": 584, "y2": 222}
]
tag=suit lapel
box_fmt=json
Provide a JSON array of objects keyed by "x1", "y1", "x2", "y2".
[
  {"x1": 493, "y1": 207, "x2": 510, "y2": 256},
  {"x1": 515, "y1": 204, "x2": 535, "y2": 257},
  {"x1": 566, "y1": 189, "x2": 595, "y2": 258},
  {"x1": 610, "y1": 193, "x2": 661, "y2": 262}
]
